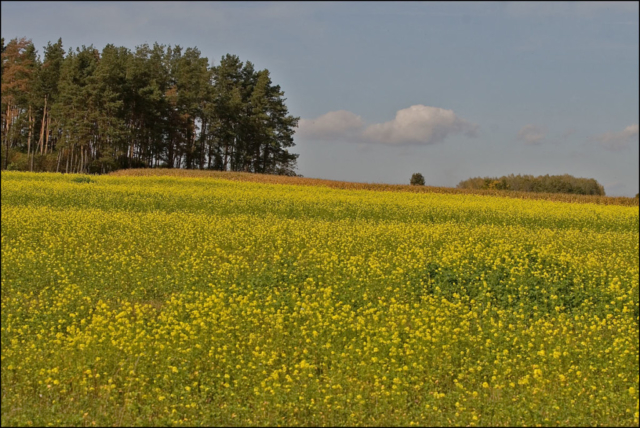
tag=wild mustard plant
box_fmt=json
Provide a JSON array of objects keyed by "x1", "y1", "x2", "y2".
[{"x1": 2, "y1": 171, "x2": 638, "y2": 426}]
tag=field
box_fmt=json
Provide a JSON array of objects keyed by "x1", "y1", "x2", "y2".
[
  {"x1": 1, "y1": 170, "x2": 639, "y2": 426},
  {"x1": 111, "y1": 169, "x2": 639, "y2": 207}
]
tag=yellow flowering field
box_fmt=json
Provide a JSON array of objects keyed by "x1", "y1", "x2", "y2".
[
  {"x1": 1, "y1": 171, "x2": 638, "y2": 426},
  {"x1": 112, "y1": 168, "x2": 639, "y2": 207}
]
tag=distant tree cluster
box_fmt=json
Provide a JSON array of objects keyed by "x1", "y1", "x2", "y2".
[
  {"x1": 1, "y1": 37, "x2": 299, "y2": 175},
  {"x1": 457, "y1": 174, "x2": 606, "y2": 196}
]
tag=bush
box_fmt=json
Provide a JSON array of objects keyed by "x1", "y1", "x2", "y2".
[
  {"x1": 5, "y1": 151, "x2": 29, "y2": 171},
  {"x1": 115, "y1": 155, "x2": 148, "y2": 170},
  {"x1": 71, "y1": 176, "x2": 95, "y2": 184},
  {"x1": 410, "y1": 173, "x2": 425, "y2": 186},
  {"x1": 457, "y1": 174, "x2": 605, "y2": 195},
  {"x1": 32, "y1": 153, "x2": 60, "y2": 172},
  {"x1": 87, "y1": 156, "x2": 119, "y2": 174}
]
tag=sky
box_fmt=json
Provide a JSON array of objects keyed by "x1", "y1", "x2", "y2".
[{"x1": 2, "y1": 1, "x2": 639, "y2": 196}]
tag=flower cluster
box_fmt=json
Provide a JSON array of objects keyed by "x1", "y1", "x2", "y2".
[{"x1": 2, "y1": 171, "x2": 638, "y2": 426}]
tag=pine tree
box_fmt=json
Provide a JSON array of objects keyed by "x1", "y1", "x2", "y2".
[
  {"x1": 34, "y1": 38, "x2": 64, "y2": 160},
  {"x1": 54, "y1": 45, "x2": 100, "y2": 173},
  {"x1": 211, "y1": 54, "x2": 244, "y2": 171},
  {"x1": 1, "y1": 37, "x2": 37, "y2": 169},
  {"x1": 88, "y1": 43, "x2": 129, "y2": 172},
  {"x1": 1, "y1": 37, "x2": 301, "y2": 176},
  {"x1": 258, "y1": 70, "x2": 299, "y2": 175}
]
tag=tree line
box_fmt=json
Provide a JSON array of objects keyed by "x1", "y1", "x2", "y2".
[
  {"x1": 457, "y1": 174, "x2": 606, "y2": 196},
  {"x1": 1, "y1": 37, "x2": 300, "y2": 175}
]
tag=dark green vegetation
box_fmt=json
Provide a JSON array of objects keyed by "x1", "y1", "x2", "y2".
[
  {"x1": 410, "y1": 173, "x2": 425, "y2": 186},
  {"x1": 457, "y1": 174, "x2": 606, "y2": 196},
  {"x1": 1, "y1": 37, "x2": 299, "y2": 175}
]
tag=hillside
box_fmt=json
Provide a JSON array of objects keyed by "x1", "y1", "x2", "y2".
[{"x1": 110, "y1": 169, "x2": 639, "y2": 207}]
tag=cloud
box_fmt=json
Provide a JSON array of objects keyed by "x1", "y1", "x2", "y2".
[
  {"x1": 296, "y1": 110, "x2": 364, "y2": 140},
  {"x1": 517, "y1": 124, "x2": 546, "y2": 145},
  {"x1": 362, "y1": 105, "x2": 479, "y2": 146},
  {"x1": 297, "y1": 105, "x2": 478, "y2": 147},
  {"x1": 595, "y1": 124, "x2": 639, "y2": 151}
]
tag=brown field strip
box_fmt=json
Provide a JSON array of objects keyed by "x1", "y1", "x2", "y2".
[{"x1": 110, "y1": 168, "x2": 639, "y2": 207}]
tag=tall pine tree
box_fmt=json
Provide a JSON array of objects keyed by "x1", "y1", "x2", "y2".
[{"x1": 1, "y1": 37, "x2": 301, "y2": 175}]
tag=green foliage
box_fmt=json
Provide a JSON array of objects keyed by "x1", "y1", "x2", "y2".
[
  {"x1": 2, "y1": 149, "x2": 28, "y2": 171},
  {"x1": 6, "y1": 161, "x2": 26, "y2": 171},
  {"x1": 1, "y1": 37, "x2": 300, "y2": 176},
  {"x1": 410, "y1": 172, "x2": 425, "y2": 186},
  {"x1": 87, "y1": 156, "x2": 119, "y2": 174},
  {"x1": 457, "y1": 173, "x2": 606, "y2": 195},
  {"x1": 70, "y1": 175, "x2": 94, "y2": 183}
]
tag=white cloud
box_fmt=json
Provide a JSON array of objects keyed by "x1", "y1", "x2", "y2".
[
  {"x1": 517, "y1": 124, "x2": 546, "y2": 145},
  {"x1": 296, "y1": 110, "x2": 364, "y2": 141},
  {"x1": 362, "y1": 105, "x2": 479, "y2": 146},
  {"x1": 297, "y1": 105, "x2": 478, "y2": 147},
  {"x1": 595, "y1": 124, "x2": 639, "y2": 151}
]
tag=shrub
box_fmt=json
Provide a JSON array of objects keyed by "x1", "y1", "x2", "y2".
[
  {"x1": 87, "y1": 156, "x2": 119, "y2": 174},
  {"x1": 3, "y1": 150, "x2": 29, "y2": 171},
  {"x1": 457, "y1": 174, "x2": 605, "y2": 195},
  {"x1": 410, "y1": 173, "x2": 425, "y2": 186},
  {"x1": 71, "y1": 176, "x2": 95, "y2": 184}
]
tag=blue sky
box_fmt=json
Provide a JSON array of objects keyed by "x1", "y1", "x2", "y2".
[{"x1": 2, "y1": 1, "x2": 638, "y2": 195}]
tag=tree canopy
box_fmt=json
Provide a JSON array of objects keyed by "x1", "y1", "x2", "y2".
[
  {"x1": 1, "y1": 37, "x2": 300, "y2": 175},
  {"x1": 410, "y1": 173, "x2": 425, "y2": 186},
  {"x1": 457, "y1": 174, "x2": 606, "y2": 196}
]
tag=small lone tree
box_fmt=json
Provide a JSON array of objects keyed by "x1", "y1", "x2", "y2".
[{"x1": 410, "y1": 173, "x2": 425, "y2": 186}]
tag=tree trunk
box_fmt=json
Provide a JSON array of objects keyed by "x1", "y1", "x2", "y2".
[
  {"x1": 7, "y1": 106, "x2": 17, "y2": 149},
  {"x1": 56, "y1": 149, "x2": 62, "y2": 172},
  {"x1": 190, "y1": 123, "x2": 196, "y2": 169},
  {"x1": 200, "y1": 119, "x2": 206, "y2": 169},
  {"x1": 27, "y1": 106, "x2": 33, "y2": 171},
  {"x1": 4, "y1": 104, "x2": 11, "y2": 170},
  {"x1": 38, "y1": 96, "x2": 48, "y2": 155},
  {"x1": 128, "y1": 119, "x2": 135, "y2": 166},
  {"x1": 263, "y1": 143, "x2": 269, "y2": 173},
  {"x1": 168, "y1": 138, "x2": 174, "y2": 168},
  {"x1": 223, "y1": 137, "x2": 229, "y2": 171},
  {"x1": 44, "y1": 115, "x2": 52, "y2": 154},
  {"x1": 191, "y1": 123, "x2": 197, "y2": 169}
]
